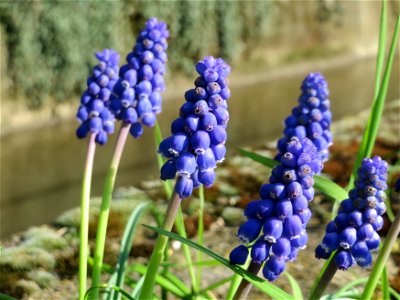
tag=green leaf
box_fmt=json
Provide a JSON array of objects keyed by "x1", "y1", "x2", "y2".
[
  {"x1": 127, "y1": 263, "x2": 189, "y2": 298},
  {"x1": 238, "y1": 149, "x2": 347, "y2": 201},
  {"x1": 334, "y1": 277, "x2": 400, "y2": 300},
  {"x1": 111, "y1": 202, "x2": 151, "y2": 300},
  {"x1": 85, "y1": 284, "x2": 135, "y2": 300},
  {"x1": 130, "y1": 276, "x2": 145, "y2": 299},
  {"x1": 200, "y1": 276, "x2": 235, "y2": 293},
  {"x1": 163, "y1": 271, "x2": 192, "y2": 295},
  {"x1": 226, "y1": 258, "x2": 251, "y2": 299},
  {"x1": 143, "y1": 224, "x2": 293, "y2": 300},
  {"x1": 285, "y1": 272, "x2": 303, "y2": 300},
  {"x1": 348, "y1": 3, "x2": 397, "y2": 190},
  {"x1": 161, "y1": 259, "x2": 220, "y2": 268},
  {"x1": 0, "y1": 294, "x2": 19, "y2": 300}
]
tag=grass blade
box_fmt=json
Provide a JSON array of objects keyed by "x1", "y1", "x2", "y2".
[
  {"x1": 0, "y1": 294, "x2": 19, "y2": 300},
  {"x1": 226, "y1": 258, "x2": 250, "y2": 299},
  {"x1": 347, "y1": 1, "x2": 399, "y2": 189},
  {"x1": 130, "y1": 276, "x2": 145, "y2": 299},
  {"x1": 362, "y1": 207, "x2": 400, "y2": 299},
  {"x1": 85, "y1": 284, "x2": 135, "y2": 300},
  {"x1": 285, "y1": 272, "x2": 304, "y2": 300},
  {"x1": 200, "y1": 275, "x2": 235, "y2": 293},
  {"x1": 112, "y1": 202, "x2": 151, "y2": 300},
  {"x1": 143, "y1": 224, "x2": 293, "y2": 300},
  {"x1": 128, "y1": 263, "x2": 189, "y2": 298},
  {"x1": 238, "y1": 149, "x2": 347, "y2": 201}
]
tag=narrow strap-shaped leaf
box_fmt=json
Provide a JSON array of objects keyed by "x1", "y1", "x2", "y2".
[
  {"x1": 200, "y1": 275, "x2": 235, "y2": 293},
  {"x1": 143, "y1": 224, "x2": 294, "y2": 300},
  {"x1": 226, "y1": 258, "x2": 250, "y2": 299},
  {"x1": 0, "y1": 294, "x2": 19, "y2": 300},
  {"x1": 284, "y1": 272, "x2": 304, "y2": 300},
  {"x1": 238, "y1": 149, "x2": 347, "y2": 201},
  {"x1": 111, "y1": 202, "x2": 151, "y2": 300},
  {"x1": 85, "y1": 284, "x2": 135, "y2": 300},
  {"x1": 128, "y1": 263, "x2": 189, "y2": 298},
  {"x1": 347, "y1": 0, "x2": 389, "y2": 190},
  {"x1": 162, "y1": 271, "x2": 192, "y2": 295},
  {"x1": 130, "y1": 277, "x2": 145, "y2": 299}
]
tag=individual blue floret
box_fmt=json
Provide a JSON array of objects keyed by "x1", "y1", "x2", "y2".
[
  {"x1": 276, "y1": 72, "x2": 332, "y2": 165},
  {"x1": 230, "y1": 137, "x2": 322, "y2": 281},
  {"x1": 109, "y1": 17, "x2": 169, "y2": 138},
  {"x1": 315, "y1": 156, "x2": 388, "y2": 270},
  {"x1": 76, "y1": 49, "x2": 120, "y2": 145},
  {"x1": 158, "y1": 56, "x2": 232, "y2": 198}
]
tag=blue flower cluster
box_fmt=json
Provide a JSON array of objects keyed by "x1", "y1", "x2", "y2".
[
  {"x1": 110, "y1": 17, "x2": 169, "y2": 138},
  {"x1": 76, "y1": 49, "x2": 120, "y2": 145},
  {"x1": 276, "y1": 72, "x2": 332, "y2": 164},
  {"x1": 230, "y1": 137, "x2": 322, "y2": 281},
  {"x1": 158, "y1": 56, "x2": 232, "y2": 199},
  {"x1": 315, "y1": 156, "x2": 388, "y2": 270}
]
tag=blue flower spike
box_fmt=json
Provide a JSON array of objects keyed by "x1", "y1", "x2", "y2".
[
  {"x1": 315, "y1": 156, "x2": 388, "y2": 270},
  {"x1": 230, "y1": 137, "x2": 322, "y2": 281},
  {"x1": 158, "y1": 56, "x2": 232, "y2": 198},
  {"x1": 110, "y1": 17, "x2": 169, "y2": 138},
  {"x1": 76, "y1": 49, "x2": 120, "y2": 145},
  {"x1": 276, "y1": 72, "x2": 332, "y2": 165}
]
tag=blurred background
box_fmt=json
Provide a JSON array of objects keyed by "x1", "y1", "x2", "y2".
[{"x1": 1, "y1": 1, "x2": 399, "y2": 237}]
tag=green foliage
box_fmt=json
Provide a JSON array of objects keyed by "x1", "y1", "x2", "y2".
[
  {"x1": 144, "y1": 224, "x2": 294, "y2": 300},
  {"x1": 1, "y1": 1, "x2": 274, "y2": 108}
]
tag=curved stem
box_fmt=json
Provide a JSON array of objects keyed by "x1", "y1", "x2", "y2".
[
  {"x1": 79, "y1": 133, "x2": 97, "y2": 300},
  {"x1": 139, "y1": 190, "x2": 182, "y2": 300},
  {"x1": 91, "y1": 123, "x2": 131, "y2": 299},
  {"x1": 361, "y1": 208, "x2": 400, "y2": 299},
  {"x1": 233, "y1": 261, "x2": 262, "y2": 300}
]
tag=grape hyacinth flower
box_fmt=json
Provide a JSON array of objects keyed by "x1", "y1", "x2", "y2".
[
  {"x1": 76, "y1": 49, "x2": 120, "y2": 145},
  {"x1": 230, "y1": 137, "x2": 322, "y2": 282},
  {"x1": 91, "y1": 19, "x2": 169, "y2": 297},
  {"x1": 75, "y1": 48, "x2": 120, "y2": 300},
  {"x1": 276, "y1": 72, "x2": 332, "y2": 164},
  {"x1": 140, "y1": 56, "x2": 232, "y2": 299},
  {"x1": 315, "y1": 156, "x2": 388, "y2": 270},
  {"x1": 110, "y1": 17, "x2": 169, "y2": 138},
  {"x1": 158, "y1": 56, "x2": 232, "y2": 198}
]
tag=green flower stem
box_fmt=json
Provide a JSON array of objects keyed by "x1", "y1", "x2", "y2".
[
  {"x1": 91, "y1": 123, "x2": 131, "y2": 299},
  {"x1": 232, "y1": 261, "x2": 262, "y2": 300},
  {"x1": 153, "y1": 122, "x2": 198, "y2": 292},
  {"x1": 79, "y1": 133, "x2": 97, "y2": 300},
  {"x1": 308, "y1": 252, "x2": 338, "y2": 300},
  {"x1": 139, "y1": 190, "x2": 183, "y2": 300},
  {"x1": 361, "y1": 208, "x2": 400, "y2": 299},
  {"x1": 197, "y1": 185, "x2": 205, "y2": 285}
]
